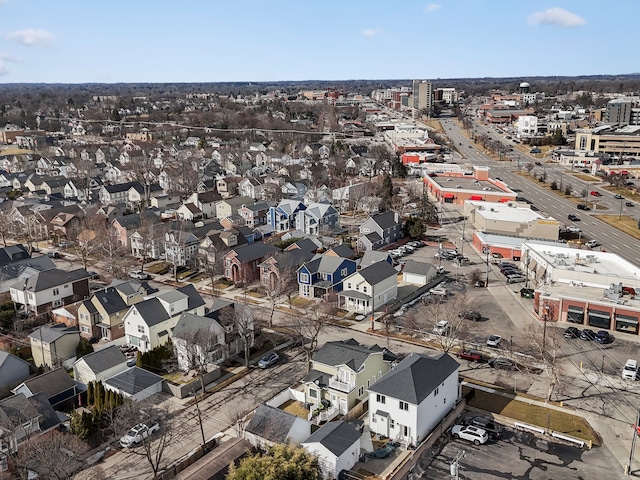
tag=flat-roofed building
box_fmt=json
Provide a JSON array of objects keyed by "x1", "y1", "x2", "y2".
[{"x1": 575, "y1": 125, "x2": 640, "y2": 158}]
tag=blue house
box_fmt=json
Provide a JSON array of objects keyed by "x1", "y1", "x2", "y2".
[
  {"x1": 297, "y1": 254, "x2": 357, "y2": 299},
  {"x1": 268, "y1": 199, "x2": 306, "y2": 233}
]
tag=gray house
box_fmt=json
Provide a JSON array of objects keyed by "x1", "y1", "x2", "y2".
[
  {"x1": 244, "y1": 404, "x2": 312, "y2": 449},
  {"x1": 401, "y1": 260, "x2": 437, "y2": 286},
  {"x1": 357, "y1": 211, "x2": 403, "y2": 251},
  {"x1": 0, "y1": 351, "x2": 31, "y2": 393},
  {"x1": 72, "y1": 345, "x2": 129, "y2": 388}
]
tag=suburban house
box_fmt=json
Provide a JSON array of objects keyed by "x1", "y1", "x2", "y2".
[
  {"x1": 258, "y1": 250, "x2": 314, "y2": 290},
  {"x1": 357, "y1": 211, "x2": 403, "y2": 251},
  {"x1": 295, "y1": 202, "x2": 340, "y2": 236},
  {"x1": 12, "y1": 367, "x2": 78, "y2": 410},
  {"x1": 222, "y1": 242, "x2": 280, "y2": 283},
  {"x1": 245, "y1": 404, "x2": 312, "y2": 449},
  {"x1": 303, "y1": 339, "x2": 396, "y2": 416},
  {"x1": 0, "y1": 351, "x2": 31, "y2": 394},
  {"x1": 72, "y1": 345, "x2": 129, "y2": 389},
  {"x1": 164, "y1": 230, "x2": 200, "y2": 267},
  {"x1": 175, "y1": 202, "x2": 203, "y2": 221},
  {"x1": 215, "y1": 196, "x2": 254, "y2": 219},
  {"x1": 130, "y1": 221, "x2": 165, "y2": 259},
  {"x1": 104, "y1": 367, "x2": 165, "y2": 402},
  {"x1": 77, "y1": 282, "x2": 147, "y2": 340},
  {"x1": 337, "y1": 261, "x2": 398, "y2": 314},
  {"x1": 301, "y1": 420, "x2": 362, "y2": 480},
  {"x1": 184, "y1": 191, "x2": 221, "y2": 219},
  {"x1": 215, "y1": 176, "x2": 240, "y2": 198},
  {"x1": 122, "y1": 284, "x2": 206, "y2": 352},
  {"x1": 9, "y1": 267, "x2": 89, "y2": 315},
  {"x1": 368, "y1": 353, "x2": 460, "y2": 446},
  {"x1": 111, "y1": 211, "x2": 160, "y2": 250},
  {"x1": 297, "y1": 255, "x2": 357, "y2": 300},
  {"x1": 0, "y1": 393, "x2": 60, "y2": 472},
  {"x1": 28, "y1": 323, "x2": 80, "y2": 368},
  {"x1": 267, "y1": 199, "x2": 306, "y2": 232},
  {"x1": 238, "y1": 201, "x2": 272, "y2": 229},
  {"x1": 402, "y1": 260, "x2": 438, "y2": 287},
  {"x1": 359, "y1": 250, "x2": 393, "y2": 268},
  {"x1": 0, "y1": 244, "x2": 30, "y2": 267}
]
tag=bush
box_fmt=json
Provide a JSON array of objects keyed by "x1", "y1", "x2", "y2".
[{"x1": 550, "y1": 181, "x2": 558, "y2": 190}]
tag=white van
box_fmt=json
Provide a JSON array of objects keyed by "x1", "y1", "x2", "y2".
[{"x1": 622, "y1": 359, "x2": 638, "y2": 380}]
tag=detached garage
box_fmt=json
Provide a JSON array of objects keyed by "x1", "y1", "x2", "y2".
[
  {"x1": 104, "y1": 366, "x2": 164, "y2": 402},
  {"x1": 402, "y1": 260, "x2": 437, "y2": 286}
]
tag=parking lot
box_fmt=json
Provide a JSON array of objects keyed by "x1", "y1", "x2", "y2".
[{"x1": 411, "y1": 417, "x2": 621, "y2": 479}]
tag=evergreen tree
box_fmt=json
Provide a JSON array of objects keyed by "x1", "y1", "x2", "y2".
[
  {"x1": 86, "y1": 381, "x2": 93, "y2": 405},
  {"x1": 226, "y1": 443, "x2": 320, "y2": 480}
]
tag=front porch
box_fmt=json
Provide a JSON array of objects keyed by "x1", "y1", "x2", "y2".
[{"x1": 337, "y1": 290, "x2": 372, "y2": 314}]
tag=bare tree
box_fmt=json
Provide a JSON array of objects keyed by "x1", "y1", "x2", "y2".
[
  {"x1": 0, "y1": 210, "x2": 11, "y2": 247},
  {"x1": 13, "y1": 430, "x2": 89, "y2": 480},
  {"x1": 219, "y1": 300, "x2": 256, "y2": 368},
  {"x1": 282, "y1": 301, "x2": 333, "y2": 373},
  {"x1": 261, "y1": 263, "x2": 297, "y2": 328},
  {"x1": 197, "y1": 241, "x2": 224, "y2": 298},
  {"x1": 122, "y1": 151, "x2": 158, "y2": 210},
  {"x1": 95, "y1": 221, "x2": 129, "y2": 278}
]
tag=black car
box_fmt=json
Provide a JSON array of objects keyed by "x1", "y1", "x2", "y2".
[
  {"x1": 577, "y1": 204, "x2": 591, "y2": 211},
  {"x1": 465, "y1": 416, "x2": 504, "y2": 439},
  {"x1": 580, "y1": 329, "x2": 596, "y2": 341},
  {"x1": 595, "y1": 330, "x2": 613, "y2": 344},
  {"x1": 568, "y1": 214, "x2": 580, "y2": 221},
  {"x1": 459, "y1": 310, "x2": 482, "y2": 321},
  {"x1": 47, "y1": 251, "x2": 60, "y2": 258},
  {"x1": 564, "y1": 326, "x2": 581, "y2": 339},
  {"x1": 626, "y1": 202, "x2": 634, "y2": 207}
]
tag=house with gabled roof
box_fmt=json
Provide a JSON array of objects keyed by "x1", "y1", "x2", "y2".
[
  {"x1": 164, "y1": 229, "x2": 200, "y2": 267},
  {"x1": 368, "y1": 353, "x2": 459, "y2": 446},
  {"x1": 222, "y1": 242, "x2": 280, "y2": 283},
  {"x1": 359, "y1": 250, "x2": 393, "y2": 268},
  {"x1": 12, "y1": 367, "x2": 77, "y2": 410},
  {"x1": 123, "y1": 284, "x2": 206, "y2": 352},
  {"x1": 267, "y1": 199, "x2": 306, "y2": 232},
  {"x1": 302, "y1": 420, "x2": 362, "y2": 480},
  {"x1": 302, "y1": 338, "x2": 396, "y2": 416},
  {"x1": 337, "y1": 261, "x2": 398, "y2": 314},
  {"x1": 0, "y1": 351, "x2": 31, "y2": 393},
  {"x1": 245, "y1": 404, "x2": 312, "y2": 449},
  {"x1": 28, "y1": 323, "x2": 80, "y2": 368},
  {"x1": 9, "y1": 267, "x2": 90, "y2": 316},
  {"x1": 184, "y1": 190, "x2": 221, "y2": 218},
  {"x1": 296, "y1": 202, "x2": 340, "y2": 236},
  {"x1": 297, "y1": 255, "x2": 357, "y2": 300},
  {"x1": 258, "y1": 249, "x2": 314, "y2": 290},
  {"x1": 357, "y1": 211, "x2": 403, "y2": 251},
  {"x1": 72, "y1": 345, "x2": 129, "y2": 388},
  {"x1": 111, "y1": 210, "x2": 160, "y2": 249},
  {"x1": 215, "y1": 196, "x2": 255, "y2": 219}
]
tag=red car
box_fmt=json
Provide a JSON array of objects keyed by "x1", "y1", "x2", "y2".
[
  {"x1": 456, "y1": 350, "x2": 483, "y2": 362},
  {"x1": 590, "y1": 191, "x2": 602, "y2": 197}
]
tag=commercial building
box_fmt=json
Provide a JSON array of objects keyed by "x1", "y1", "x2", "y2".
[
  {"x1": 423, "y1": 165, "x2": 518, "y2": 206},
  {"x1": 575, "y1": 125, "x2": 640, "y2": 158},
  {"x1": 519, "y1": 242, "x2": 640, "y2": 337},
  {"x1": 412, "y1": 80, "x2": 433, "y2": 114},
  {"x1": 463, "y1": 200, "x2": 559, "y2": 241}
]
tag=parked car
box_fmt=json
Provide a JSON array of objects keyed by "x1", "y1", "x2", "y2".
[
  {"x1": 614, "y1": 194, "x2": 624, "y2": 199},
  {"x1": 451, "y1": 425, "x2": 488, "y2": 445},
  {"x1": 120, "y1": 423, "x2": 160, "y2": 448},
  {"x1": 486, "y1": 334, "x2": 502, "y2": 348},
  {"x1": 594, "y1": 330, "x2": 613, "y2": 344},
  {"x1": 47, "y1": 251, "x2": 60, "y2": 258},
  {"x1": 432, "y1": 320, "x2": 450, "y2": 336},
  {"x1": 563, "y1": 326, "x2": 581, "y2": 339},
  {"x1": 489, "y1": 357, "x2": 517, "y2": 370},
  {"x1": 429, "y1": 285, "x2": 449, "y2": 296},
  {"x1": 87, "y1": 271, "x2": 100, "y2": 280},
  {"x1": 459, "y1": 310, "x2": 481, "y2": 321},
  {"x1": 568, "y1": 214, "x2": 580, "y2": 221},
  {"x1": 474, "y1": 279, "x2": 486, "y2": 288},
  {"x1": 506, "y1": 274, "x2": 526, "y2": 284},
  {"x1": 456, "y1": 350, "x2": 483, "y2": 362},
  {"x1": 129, "y1": 270, "x2": 150, "y2": 280},
  {"x1": 465, "y1": 416, "x2": 503, "y2": 439},
  {"x1": 566, "y1": 226, "x2": 581, "y2": 233},
  {"x1": 577, "y1": 204, "x2": 591, "y2": 210},
  {"x1": 580, "y1": 329, "x2": 596, "y2": 341},
  {"x1": 585, "y1": 240, "x2": 600, "y2": 248},
  {"x1": 520, "y1": 288, "x2": 534, "y2": 298},
  {"x1": 622, "y1": 359, "x2": 639, "y2": 380},
  {"x1": 590, "y1": 191, "x2": 602, "y2": 197},
  {"x1": 257, "y1": 352, "x2": 280, "y2": 368},
  {"x1": 626, "y1": 202, "x2": 634, "y2": 207}
]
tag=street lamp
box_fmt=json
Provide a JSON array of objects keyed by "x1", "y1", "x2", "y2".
[{"x1": 620, "y1": 197, "x2": 624, "y2": 220}]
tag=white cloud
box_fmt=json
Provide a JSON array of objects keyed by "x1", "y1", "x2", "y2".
[
  {"x1": 425, "y1": 4, "x2": 441, "y2": 13},
  {"x1": 0, "y1": 52, "x2": 19, "y2": 62},
  {"x1": 362, "y1": 29, "x2": 381, "y2": 38},
  {"x1": 5, "y1": 29, "x2": 54, "y2": 46},
  {"x1": 527, "y1": 7, "x2": 586, "y2": 27},
  {"x1": 0, "y1": 64, "x2": 8, "y2": 76}
]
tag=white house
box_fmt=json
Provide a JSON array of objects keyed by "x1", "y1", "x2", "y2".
[
  {"x1": 367, "y1": 353, "x2": 459, "y2": 446},
  {"x1": 401, "y1": 260, "x2": 438, "y2": 287},
  {"x1": 302, "y1": 421, "x2": 362, "y2": 480},
  {"x1": 337, "y1": 261, "x2": 398, "y2": 314},
  {"x1": 72, "y1": 345, "x2": 129, "y2": 389},
  {"x1": 244, "y1": 404, "x2": 311, "y2": 449}
]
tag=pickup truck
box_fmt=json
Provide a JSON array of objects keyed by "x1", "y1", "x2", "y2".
[{"x1": 120, "y1": 422, "x2": 160, "y2": 448}]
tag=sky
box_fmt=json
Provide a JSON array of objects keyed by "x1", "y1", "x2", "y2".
[{"x1": 0, "y1": 0, "x2": 638, "y2": 84}]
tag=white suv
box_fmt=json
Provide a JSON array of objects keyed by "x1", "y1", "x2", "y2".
[
  {"x1": 451, "y1": 425, "x2": 489, "y2": 445},
  {"x1": 623, "y1": 359, "x2": 638, "y2": 380},
  {"x1": 432, "y1": 320, "x2": 450, "y2": 336}
]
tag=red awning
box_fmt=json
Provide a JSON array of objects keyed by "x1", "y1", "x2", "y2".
[
  {"x1": 443, "y1": 193, "x2": 455, "y2": 199},
  {"x1": 470, "y1": 195, "x2": 483, "y2": 201},
  {"x1": 499, "y1": 198, "x2": 510, "y2": 202}
]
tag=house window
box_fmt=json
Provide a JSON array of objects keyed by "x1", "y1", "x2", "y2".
[
  {"x1": 376, "y1": 394, "x2": 386, "y2": 404},
  {"x1": 300, "y1": 273, "x2": 309, "y2": 283},
  {"x1": 390, "y1": 419, "x2": 395, "y2": 429},
  {"x1": 130, "y1": 336, "x2": 139, "y2": 346},
  {"x1": 434, "y1": 387, "x2": 439, "y2": 396},
  {"x1": 309, "y1": 389, "x2": 318, "y2": 399},
  {"x1": 81, "y1": 325, "x2": 90, "y2": 333},
  {"x1": 367, "y1": 379, "x2": 370, "y2": 388},
  {"x1": 371, "y1": 415, "x2": 376, "y2": 423},
  {"x1": 363, "y1": 286, "x2": 367, "y2": 293},
  {"x1": 444, "y1": 398, "x2": 447, "y2": 404},
  {"x1": 301, "y1": 285, "x2": 310, "y2": 296},
  {"x1": 347, "y1": 282, "x2": 352, "y2": 289},
  {"x1": 79, "y1": 313, "x2": 87, "y2": 321},
  {"x1": 52, "y1": 288, "x2": 59, "y2": 296},
  {"x1": 358, "y1": 386, "x2": 364, "y2": 397},
  {"x1": 137, "y1": 325, "x2": 144, "y2": 334},
  {"x1": 52, "y1": 299, "x2": 62, "y2": 307},
  {"x1": 399, "y1": 401, "x2": 409, "y2": 411},
  {"x1": 341, "y1": 268, "x2": 348, "y2": 276}
]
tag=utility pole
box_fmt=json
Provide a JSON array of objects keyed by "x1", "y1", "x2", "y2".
[
  {"x1": 450, "y1": 450, "x2": 465, "y2": 479},
  {"x1": 626, "y1": 406, "x2": 640, "y2": 475}
]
